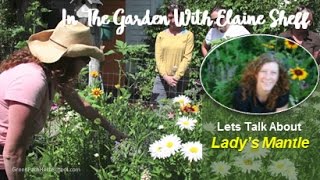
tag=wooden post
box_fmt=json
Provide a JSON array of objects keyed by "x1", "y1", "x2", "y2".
[{"x1": 70, "y1": 0, "x2": 104, "y2": 89}]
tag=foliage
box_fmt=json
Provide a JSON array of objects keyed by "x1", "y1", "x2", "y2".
[
  {"x1": 105, "y1": 40, "x2": 156, "y2": 100},
  {"x1": 0, "y1": 0, "x2": 50, "y2": 60},
  {"x1": 26, "y1": 85, "x2": 202, "y2": 179},
  {"x1": 201, "y1": 35, "x2": 318, "y2": 108},
  {"x1": 25, "y1": 104, "x2": 112, "y2": 179}
]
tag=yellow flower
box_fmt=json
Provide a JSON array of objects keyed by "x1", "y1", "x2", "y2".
[
  {"x1": 262, "y1": 43, "x2": 275, "y2": 49},
  {"x1": 180, "y1": 104, "x2": 200, "y2": 113},
  {"x1": 192, "y1": 105, "x2": 200, "y2": 113},
  {"x1": 290, "y1": 67, "x2": 308, "y2": 81},
  {"x1": 115, "y1": 84, "x2": 121, "y2": 89},
  {"x1": 284, "y1": 39, "x2": 299, "y2": 49},
  {"x1": 90, "y1": 71, "x2": 99, "y2": 78},
  {"x1": 91, "y1": 88, "x2": 103, "y2": 98}
]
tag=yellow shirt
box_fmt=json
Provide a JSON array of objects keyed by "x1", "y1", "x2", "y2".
[{"x1": 155, "y1": 29, "x2": 194, "y2": 80}]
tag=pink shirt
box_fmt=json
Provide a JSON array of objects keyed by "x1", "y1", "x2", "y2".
[{"x1": 0, "y1": 63, "x2": 51, "y2": 169}]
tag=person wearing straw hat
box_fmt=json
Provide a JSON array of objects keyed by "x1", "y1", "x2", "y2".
[{"x1": 0, "y1": 20, "x2": 126, "y2": 179}]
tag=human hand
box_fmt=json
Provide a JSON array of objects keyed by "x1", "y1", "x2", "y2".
[
  {"x1": 163, "y1": 75, "x2": 177, "y2": 87},
  {"x1": 98, "y1": 117, "x2": 128, "y2": 141}
]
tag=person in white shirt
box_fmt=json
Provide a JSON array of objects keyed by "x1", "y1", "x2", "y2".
[{"x1": 201, "y1": 6, "x2": 250, "y2": 56}]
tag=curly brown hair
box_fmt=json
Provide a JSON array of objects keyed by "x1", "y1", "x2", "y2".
[
  {"x1": 240, "y1": 53, "x2": 290, "y2": 110},
  {"x1": 0, "y1": 48, "x2": 43, "y2": 72},
  {"x1": 0, "y1": 48, "x2": 85, "y2": 87}
]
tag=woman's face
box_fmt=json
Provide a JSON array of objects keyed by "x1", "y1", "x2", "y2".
[
  {"x1": 256, "y1": 62, "x2": 279, "y2": 94},
  {"x1": 211, "y1": 10, "x2": 227, "y2": 32},
  {"x1": 60, "y1": 56, "x2": 90, "y2": 79},
  {"x1": 167, "y1": 12, "x2": 178, "y2": 28},
  {"x1": 73, "y1": 56, "x2": 90, "y2": 75}
]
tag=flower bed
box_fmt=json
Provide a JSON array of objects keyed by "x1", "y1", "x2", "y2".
[{"x1": 25, "y1": 88, "x2": 202, "y2": 179}]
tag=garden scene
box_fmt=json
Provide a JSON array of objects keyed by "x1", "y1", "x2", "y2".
[{"x1": 0, "y1": 0, "x2": 320, "y2": 179}]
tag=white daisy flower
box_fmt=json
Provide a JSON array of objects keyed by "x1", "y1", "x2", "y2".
[
  {"x1": 173, "y1": 95, "x2": 191, "y2": 106},
  {"x1": 242, "y1": 142, "x2": 270, "y2": 159},
  {"x1": 149, "y1": 140, "x2": 166, "y2": 159},
  {"x1": 211, "y1": 161, "x2": 231, "y2": 177},
  {"x1": 94, "y1": 153, "x2": 99, "y2": 158},
  {"x1": 180, "y1": 141, "x2": 202, "y2": 162},
  {"x1": 157, "y1": 125, "x2": 164, "y2": 130},
  {"x1": 268, "y1": 159, "x2": 297, "y2": 179},
  {"x1": 176, "y1": 116, "x2": 197, "y2": 131},
  {"x1": 234, "y1": 156, "x2": 262, "y2": 173},
  {"x1": 286, "y1": 167, "x2": 298, "y2": 180},
  {"x1": 160, "y1": 134, "x2": 182, "y2": 157}
]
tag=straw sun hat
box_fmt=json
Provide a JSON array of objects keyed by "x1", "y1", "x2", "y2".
[{"x1": 27, "y1": 20, "x2": 104, "y2": 63}]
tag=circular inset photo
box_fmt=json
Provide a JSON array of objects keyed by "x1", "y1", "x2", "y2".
[{"x1": 200, "y1": 34, "x2": 319, "y2": 115}]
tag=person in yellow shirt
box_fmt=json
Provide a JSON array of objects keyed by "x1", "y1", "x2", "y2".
[{"x1": 151, "y1": 3, "x2": 194, "y2": 103}]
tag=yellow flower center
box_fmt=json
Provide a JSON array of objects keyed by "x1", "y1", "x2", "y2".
[
  {"x1": 250, "y1": 148, "x2": 259, "y2": 153},
  {"x1": 217, "y1": 166, "x2": 225, "y2": 171},
  {"x1": 244, "y1": 159, "x2": 253, "y2": 165},
  {"x1": 182, "y1": 121, "x2": 190, "y2": 126},
  {"x1": 276, "y1": 163, "x2": 284, "y2": 169},
  {"x1": 166, "y1": 142, "x2": 174, "y2": 148},
  {"x1": 190, "y1": 147, "x2": 198, "y2": 153}
]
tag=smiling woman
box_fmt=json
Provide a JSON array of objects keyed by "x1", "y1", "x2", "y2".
[
  {"x1": 200, "y1": 35, "x2": 318, "y2": 115},
  {"x1": 233, "y1": 53, "x2": 290, "y2": 113}
]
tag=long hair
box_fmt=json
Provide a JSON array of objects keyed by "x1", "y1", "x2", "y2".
[
  {"x1": 0, "y1": 48, "x2": 43, "y2": 72},
  {"x1": 0, "y1": 48, "x2": 81, "y2": 89},
  {"x1": 240, "y1": 53, "x2": 290, "y2": 110}
]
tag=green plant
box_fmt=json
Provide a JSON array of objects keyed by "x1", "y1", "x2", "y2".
[
  {"x1": 105, "y1": 40, "x2": 155, "y2": 99},
  {"x1": 0, "y1": 0, "x2": 50, "y2": 60}
]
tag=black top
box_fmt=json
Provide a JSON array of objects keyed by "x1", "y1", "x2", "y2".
[{"x1": 233, "y1": 87, "x2": 289, "y2": 113}]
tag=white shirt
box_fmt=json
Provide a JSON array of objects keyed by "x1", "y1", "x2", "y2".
[{"x1": 205, "y1": 25, "x2": 250, "y2": 45}]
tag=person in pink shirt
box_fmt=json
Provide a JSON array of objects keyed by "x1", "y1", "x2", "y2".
[{"x1": 0, "y1": 20, "x2": 125, "y2": 179}]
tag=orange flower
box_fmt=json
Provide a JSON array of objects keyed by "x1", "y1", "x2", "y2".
[
  {"x1": 289, "y1": 67, "x2": 308, "y2": 81},
  {"x1": 91, "y1": 88, "x2": 103, "y2": 98},
  {"x1": 262, "y1": 43, "x2": 275, "y2": 49},
  {"x1": 115, "y1": 84, "x2": 121, "y2": 89},
  {"x1": 90, "y1": 71, "x2": 99, "y2": 78},
  {"x1": 180, "y1": 104, "x2": 200, "y2": 113},
  {"x1": 284, "y1": 39, "x2": 298, "y2": 49}
]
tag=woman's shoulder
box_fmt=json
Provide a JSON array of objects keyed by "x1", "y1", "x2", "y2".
[
  {"x1": 5, "y1": 63, "x2": 46, "y2": 83},
  {"x1": 16, "y1": 63, "x2": 45, "y2": 75},
  {"x1": 179, "y1": 29, "x2": 193, "y2": 37}
]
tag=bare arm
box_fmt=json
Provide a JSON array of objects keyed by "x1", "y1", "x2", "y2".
[
  {"x1": 60, "y1": 87, "x2": 126, "y2": 141},
  {"x1": 201, "y1": 40, "x2": 210, "y2": 57},
  {"x1": 4, "y1": 101, "x2": 35, "y2": 180}
]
